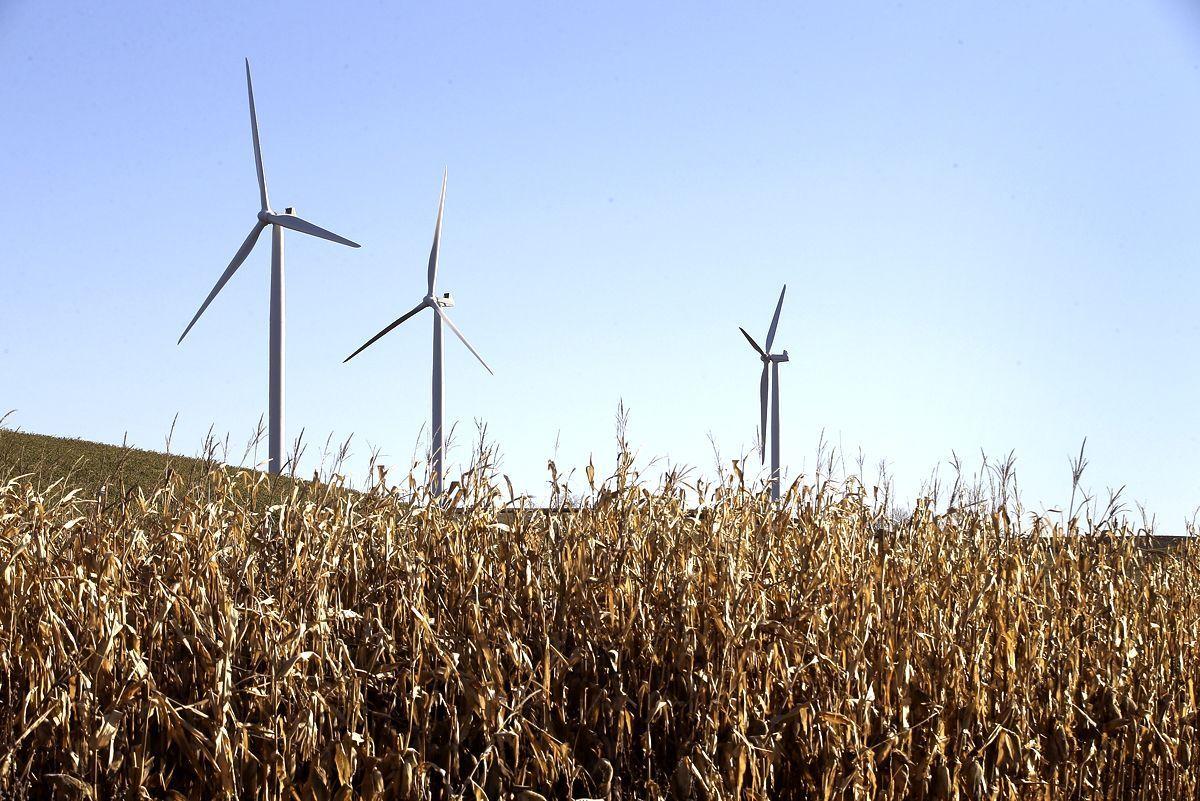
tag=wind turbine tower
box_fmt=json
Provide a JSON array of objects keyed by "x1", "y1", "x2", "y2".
[
  {"x1": 738, "y1": 285, "x2": 790, "y2": 501},
  {"x1": 344, "y1": 173, "x2": 493, "y2": 497},
  {"x1": 178, "y1": 59, "x2": 360, "y2": 475}
]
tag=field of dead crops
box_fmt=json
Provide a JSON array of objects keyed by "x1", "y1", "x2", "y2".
[{"x1": 1, "y1": 460, "x2": 1199, "y2": 800}]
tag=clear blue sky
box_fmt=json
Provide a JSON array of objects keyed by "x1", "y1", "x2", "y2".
[{"x1": 3, "y1": 2, "x2": 1200, "y2": 525}]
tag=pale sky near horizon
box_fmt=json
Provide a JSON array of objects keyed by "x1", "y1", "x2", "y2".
[{"x1": 3, "y1": 2, "x2": 1200, "y2": 526}]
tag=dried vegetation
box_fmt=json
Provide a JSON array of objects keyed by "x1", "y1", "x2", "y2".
[{"x1": 1, "y1": 452, "x2": 1199, "y2": 799}]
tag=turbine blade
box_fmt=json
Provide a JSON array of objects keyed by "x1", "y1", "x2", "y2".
[
  {"x1": 739, "y1": 327, "x2": 766, "y2": 358},
  {"x1": 178, "y1": 220, "x2": 267, "y2": 344},
  {"x1": 436, "y1": 306, "x2": 494, "y2": 375},
  {"x1": 765, "y1": 284, "x2": 787, "y2": 352},
  {"x1": 245, "y1": 58, "x2": 269, "y2": 211},
  {"x1": 343, "y1": 301, "x2": 428, "y2": 362},
  {"x1": 266, "y1": 213, "x2": 360, "y2": 248},
  {"x1": 759, "y1": 364, "x2": 769, "y2": 463},
  {"x1": 428, "y1": 171, "x2": 447, "y2": 295}
]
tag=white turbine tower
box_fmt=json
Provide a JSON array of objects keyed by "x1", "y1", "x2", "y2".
[
  {"x1": 344, "y1": 174, "x2": 493, "y2": 497},
  {"x1": 178, "y1": 59, "x2": 360, "y2": 475},
  {"x1": 739, "y1": 285, "x2": 790, "y2": 501}
]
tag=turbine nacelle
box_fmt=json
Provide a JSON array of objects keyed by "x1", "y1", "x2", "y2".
[
  {"x1": 417, "y1": 293, "x2": 454, "y2": 310},
  {"x1": 258, "y1": 207, "x2": 295, "y2": 222}
]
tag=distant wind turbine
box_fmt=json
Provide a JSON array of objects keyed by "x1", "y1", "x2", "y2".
[
  {"x1": 738, "y1": 285, "x2": 790, "y2": 501},
  {"x1": 178, "y1": 59, "x2": 360, "y2": 475},
  {"x1": 344, "y1": 173, "x2": 493, "y2": 497}
]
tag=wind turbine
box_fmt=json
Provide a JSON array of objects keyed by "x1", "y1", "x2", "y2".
[
  {"x1": 344, "y1": 173, "x2": 493, "y2": 497},
  {"x1": 738, "y1": 285, "x2": 789, "y2": 501},
  {"x1": 178, "y1": 59, "x2": 360, "y2": 475}
]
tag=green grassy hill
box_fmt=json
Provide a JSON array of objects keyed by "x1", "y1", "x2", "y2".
[{"x1": 0, "y1": 429, "x2": 311, "y2": 502}]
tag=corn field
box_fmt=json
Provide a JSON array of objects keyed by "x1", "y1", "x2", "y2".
[{"x1": 1, "y1": 459, "x2": 1199, "y2": 800}]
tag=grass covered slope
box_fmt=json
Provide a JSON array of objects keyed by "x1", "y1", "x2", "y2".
[
  {"x1": 1, "y1": 462, "x2": 1199, "y2": 799},
  {"x1": 0, "y1": 428, "x2": 313, "y2": 506},
  {"x1": 0, "y1": 428, "x2": 217, "y2": 494}
]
